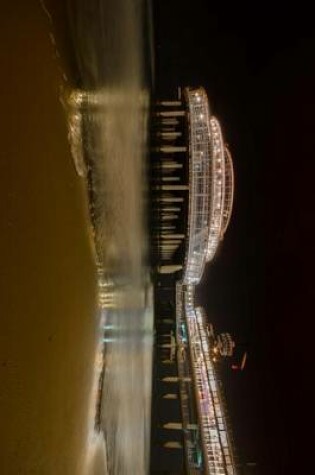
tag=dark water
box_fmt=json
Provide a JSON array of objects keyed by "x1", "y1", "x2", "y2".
[{"x1": 0, "y1": 1, "x2": 153, "y2": 474}]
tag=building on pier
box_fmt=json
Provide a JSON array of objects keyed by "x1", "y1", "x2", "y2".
[{"x1": 150, "y1": 86, "x2": 234, "y2": 284}]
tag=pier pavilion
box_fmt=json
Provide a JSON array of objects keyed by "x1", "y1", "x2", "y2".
[{"x1": 150, "y1": 86, "x2": 234, "y2": 284}]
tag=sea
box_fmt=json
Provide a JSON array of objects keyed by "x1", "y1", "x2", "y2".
[{"x1": 0, "y1": 1, "x2": 154, "y2": 474}]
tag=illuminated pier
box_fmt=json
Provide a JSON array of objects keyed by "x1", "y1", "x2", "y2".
[{"x1": 150, "y1": 87, "x2": 237, "y2": 474}]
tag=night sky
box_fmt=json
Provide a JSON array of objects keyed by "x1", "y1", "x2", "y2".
[{"x1": 153, "y1": 1, "x2": 315, "y2": 474}]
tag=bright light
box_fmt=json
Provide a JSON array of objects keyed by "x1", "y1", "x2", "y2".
[{"x1": 183, "y1": 88, "x2": 234, "y2": 281}]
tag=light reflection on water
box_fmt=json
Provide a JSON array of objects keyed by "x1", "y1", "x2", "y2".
[
  {"x1": 99, "y1": 282, "x2": 153, "y2": 475},
  {"x1": 64, "y1": 29, "x2": 153, "y2": 475},
  {"x1": 43, "y1": 0, "x2": 154, "y2": 472},
  {"x1": 66, "y1": 86, "x2": 153, "y2": 474}
]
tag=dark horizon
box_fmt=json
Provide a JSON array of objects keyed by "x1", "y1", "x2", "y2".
[{"x1": 153, "y1": 1, "x2": 315, "y2": 473}]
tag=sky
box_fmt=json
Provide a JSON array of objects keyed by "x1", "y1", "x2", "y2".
[{"x1": 153, "y1": 1, "x2": 315, "y2": 473}]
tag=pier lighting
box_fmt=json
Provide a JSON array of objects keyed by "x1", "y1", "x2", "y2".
[{"x1": 154, "y1": 86, "x2": 234, "y2": 283}]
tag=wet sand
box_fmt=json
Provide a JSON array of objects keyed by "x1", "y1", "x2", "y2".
[{"x1": 0, "y1": 2, "x2": 101, "y2": 473}]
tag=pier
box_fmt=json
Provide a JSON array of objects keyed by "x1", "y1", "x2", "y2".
[{"x1": 150, "y1": 87, "x2": 236, "y2": 474}]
